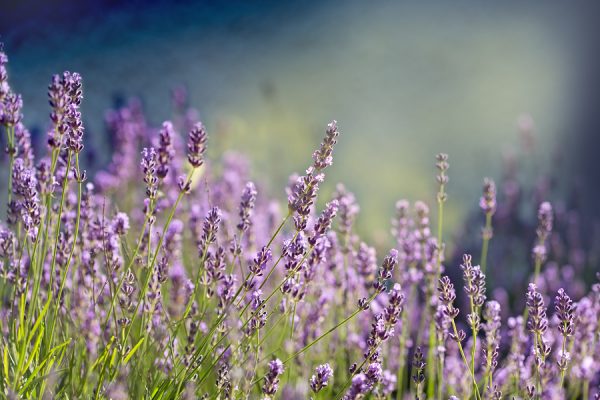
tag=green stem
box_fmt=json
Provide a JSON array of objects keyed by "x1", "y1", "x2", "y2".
[
  {"x1": 450, "y1": 319, "x2": 481, "y2": 400},
  {"x1": 396, "y1": 285, "x2": 415, "y2": 400},
  {"x1": 480, "y1": 212, "x2": 492, "y2": 276},
  {"x1": 5, "y1": 125, "x2": 15, "y2": 217},
  {"x1": 559, "y1": 336, "x2": 567, "y2": 388}
]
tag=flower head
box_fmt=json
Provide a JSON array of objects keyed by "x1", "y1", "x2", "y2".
[
  {"x1": 555, "y1": 288, "x2": 574, "y2": 337},
  {"x1": 480, "y1": 177, "x2": 497, "y2": 215},
  {"x1": 187, "y1": 121, "x2": 207, "y2": 168},
  {"x1": 237, "y1": 181, "x2": 257, "y2": 232},
  {"x1": 526, "y1": 283, "x2": 547, "y2": 335},
  {"x1": 310, "y1": 363, "x2": 333, "y2": 393},
  {"x1": 262, "y1": 359, "x2": 284, "y2": 396},
  {"x1": 156, "y1": 121, "x2": 175, "y2": 179},
  {"x1": 312, "y1": 120, "x2": 339, "y2": 171}
]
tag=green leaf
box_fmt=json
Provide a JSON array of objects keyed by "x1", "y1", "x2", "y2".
[{"x1": 123, "y1": 337, "x2": 145, "y2": 364}]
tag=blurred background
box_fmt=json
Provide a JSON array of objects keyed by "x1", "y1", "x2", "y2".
[{"x1": 2, "y1": 0, "x2": 598, "y2": 242}]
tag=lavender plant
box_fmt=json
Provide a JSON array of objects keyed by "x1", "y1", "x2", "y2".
[{"x1": 0, "y1": 42, "x2": 599, "y2": 400}]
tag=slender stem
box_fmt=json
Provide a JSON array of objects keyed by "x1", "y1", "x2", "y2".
[
  {"x1": 124, "y1": 171, "x2": 193, "y2": 348},
  {"x1": 5, "y1": 125, "x2": 15, "y2": 217},
  {"x1": 450, "y1": 319, "x2": 481, "y2": 400},
  {"x1": 559, "y1": 336, "x2": 567, "y2": 388},
  {"x1": 396, "y1": 285, "x2": 415, "y2": 400},
  {"x1": 480, "y1": 212, "x2": 492, "y2": 276},
  {"x1": 427, "y1": 194, "x2": 445, "y2": 399}
]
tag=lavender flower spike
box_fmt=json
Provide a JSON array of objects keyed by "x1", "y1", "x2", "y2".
[
  {"x1": 526, "y1": 283, "x2": 547, "y2": 335},
  {"x1": 532, "y1": 201, "x2": 553, "y2": 264},
  {"x1": 555, "y1": 288, "x2": 574, "y2": 337},
  {"x1": 237, "y1": 182, "x2": 257, "y2": 232},
  {"x1": 0, "y1": 43, "x2": 9, "y2": 103},
  {"x1": 310, "y1": 363, "x2": 334, "y2": 393},
  {"x1": 156, "y1": 121, "x2": 175, "y2": 179},
  {"x1": 262, "y1": 359, "x2": 284, "y2": 397},
  {"x1": 480, "y1": 178, "x2": 497, "y2": 216},
  {"x1": 309, "y1": 199, "x2": 339, "y2": 245},
  {"x1": 141, "y1": 147, "x2": 158, "y2": 201},
  {"x1": 12, "y1": 158, "x2": 41, "y2": 239},
  {"x1": 373, "y1": 248, "x2": 398, "y2": 292},
  {"x1": 197, "y1": 207, "x2": 221, "y2": 258},
  {"x1": 555, "y1": 288, "x2": 574, "y2": 378},
  {"x1": 1, "y1": 92, "x2": 22, "y2": 126},
  {"x1": 312, "y1": 120, "x2": 340, "y2": 171},
  {"x1": 187, "y1": 121, "x2": 207, "y2": 168},
  {"x1": 248, "y1": 246, "x2": 272, "y2": 276},
  {"x1": 66, "y1": 103, "x2": 84, "y2": 153},
  {"x1": 412, "y1": 347, "x2": 426, "y2": 400}
]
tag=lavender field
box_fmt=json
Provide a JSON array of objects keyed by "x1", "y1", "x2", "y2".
[{"x1": 0, "y1": 37, "x2": 599, "y2": 399}]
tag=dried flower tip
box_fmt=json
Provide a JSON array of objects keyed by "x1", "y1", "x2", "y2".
[{"x1": 435, "y1": 152, "x2": 449, "y2": 185}]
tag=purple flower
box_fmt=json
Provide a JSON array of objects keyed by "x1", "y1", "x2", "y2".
[
  {"x1": 141, "y1": 147, "x2": 158, "y2": 201},
  {"x1": 262, "y1": 359, "x2": 284, "y2": 396},
  {"x1": 237, "y1": 181, "x2": 257, "y2": 232},
  {"x1": 343, "y1": 373, "x2": 369, "y2": 400},
  {"x1": 482, "y1": 300, "x2": 501, "y2": 376},
  {"x1": 111, "y1": 212, "x2": 130, "y2": 236},
  {"x1": 309, "y1": 199, "x2": 339, "y2": 246},
  {"x1": 356, "y1": 242, "x2": 377, "y2": 280},
  {"x1": 461, "y1": 254, "x2": 486, "y2": 307},
  {"x1": 1, "y1": 91, "x2": 22, "y2": 126},
  {"x1": 11, "y1": 158, "x2": 41, "y2": 239},
  {"x1": 381, "y1": 369, "x2": 396, "y2": 395},
  {"x1": 480, "y1": 177, "x2": 497, "y2": 216},
  {"x1": 186, "y1": 121, "x2": 207, "y2": 168},
  {"x1": 412, "y1": 346, "x2": 426, "y2": 385},
  {"x1": 15, "y1": 123, "x2": 34, "y2": 168},
  {"x1": 555, "y1": 288, "x2": 574, "y2": 373},
  {"x1": 0, "y1": 43, "x2": 9, "y2": 103},
  {"x1": 248, "y1": 246, "x2": 272, "y2": 277},
  {"x1": 438, "y1": 275, "x2": 462, "y2": 342},
  {"x1": 383, "y1": 283, "x2": 405, "y2": 328},
  {"x1": 156, "y1": 121, "x2": 175, "y2": 179},
  {"x1": 533, "y1": 201, "x2": 553, "y2": 263},
  {"x1": 334, "y1": 184, "x2": 360, "y2": 240},
  {"x1": 365, "y1": 362, "x2": 383, "y2": 384},
  {"x1": 287, "y1": 170, "x2": 323, "y2": 231},
  {"x1": 312, "y1": 120, "x2": 339, "y2": 171},
  {"x1": 555, "y1": 288, "x2": 574, "y2": 337},
  {"x1": 310, "y1": 363, "x2": 333, "y2": 393},
  {"x1": 526, "y1": 283, "x2": 547, "y2": 335},
  {"x1": 197, "y1": 207, "x2": 221, "y2": 258},
  {"x1": 47, "y1": 71, "x2": 82, "y2": 148},
  {"x1": 375, "y1": 248, "x2": 398, "y2": 289},
  {"x1": 66, "y1": 101, "x2": 84, "y2": 153}
]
